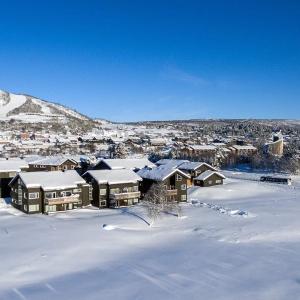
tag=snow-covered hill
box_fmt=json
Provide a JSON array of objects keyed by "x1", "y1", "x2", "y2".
[{"x1": 0, "y1": 90, "x2": 90, "y2": 123}]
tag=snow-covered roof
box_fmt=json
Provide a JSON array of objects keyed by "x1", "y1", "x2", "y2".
[
  {"x1": 232, "y1": 145, "x2": 257, "y2": 150},
  {"x1": 25, "y1": 156, "x2": 78, "y2": 166},
  {"x1": 190, "y1": 145, "x2": 217, "y2": 151},
  {"x1": 11, "y1": 170, "x2": 86, "y2": 191},
  {"x1": 85, "y1": 169, "x2": 142, "y2": 185},
  {"x1": 137, "y1": 165, "x2": 190, "y2": 181},
  {"x1": 194, "y1": 170, "x2": 226, "y2": 181},
  {"x1": 0, "y1": 158, "x2": 29, "y2": 172},
  {"x1": 156, "y1": 159, "x2": 189, "y2": 168},
  {"x1": 98, "y1": 158, "x2": 155, "y2": 170},
  {"x1": 178, "y1": 162, "x2": 217, "y2": 171}
]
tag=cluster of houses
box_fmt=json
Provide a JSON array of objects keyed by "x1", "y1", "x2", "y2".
[
  {"x1": 0, "y1": 122, "x2": 260, "y2": 167},
  {"x1": 0, "y1": 156, "x2": 226, "y2": 215}
]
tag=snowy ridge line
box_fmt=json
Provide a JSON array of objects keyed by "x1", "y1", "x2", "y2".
[
  {"x1": 0, "y1": 90, "x2": 91, "y2": 122},
  {"x1": 190, "y1": 200, "x2": 253, "y2": 217}
]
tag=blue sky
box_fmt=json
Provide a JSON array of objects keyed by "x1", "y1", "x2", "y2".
[{"x1": 0, "y1": 0, "x2": 299, "y2": 121}]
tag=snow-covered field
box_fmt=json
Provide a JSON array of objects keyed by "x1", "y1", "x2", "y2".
[{"x1": 1, "y1": 177, "x2": 300, "y2": 299}]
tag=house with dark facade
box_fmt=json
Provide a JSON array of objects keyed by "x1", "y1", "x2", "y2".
[
  {"x1": 0, "y1": 158, "x2": 29, "y2": 198},
  {"x1": 9, "y1": 170, "x2": 90, "y2": 214},
  {"x1": 156, "y1": 159, "x2": 218, "y2": 187},
  {"x1": 26, "y1": 156, "x2": 79, "y2": 172},
  {"x1": 194, "y1": 170, "x2": 226, "y2": 187},
  {"x1": 83, "y1": 169, "x2": 142, "y2": 208},
  {"x1": 93, "y1": 158, "x2": 155, "y2": 172},
  {"x1": 137, "y1": 165, "x2": 190, "y2": 202},
  {"x1": 178, "y1": 162, "x2": 217, "y2": 186}
]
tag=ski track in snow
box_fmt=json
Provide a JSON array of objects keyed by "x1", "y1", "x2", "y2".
[{"x1": 190, "y1": 199, "x2": 254, "y2": 217}]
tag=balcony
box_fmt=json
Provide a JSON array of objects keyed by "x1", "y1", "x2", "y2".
[
  {"x1": 45, "y1": 194, "x2": 80, "y2": 205},
  {"x1": 166, "y1": 189, "x2": 178, "y2": 196},
  {"x1": 109, "y1": 191, "x2": 141, "y2": 201}
]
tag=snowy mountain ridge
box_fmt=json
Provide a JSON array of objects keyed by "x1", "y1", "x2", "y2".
[{"x1": 0, "y1": 89, "x2": 91, "y2": 123}]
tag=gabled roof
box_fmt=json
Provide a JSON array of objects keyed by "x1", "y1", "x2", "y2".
[
  {"x1": 84, "y1": 169, "x2": 142, "y2": 185},
  {"x1": 188, "y1": 145, "x2": 217, "y2": 151},
  {"x1": 156, "y1": 159, "x2": 189, "y2": 168},
  {"x1": 0, "y1": 158, "x2": 29, "y2": 172},
  {"x1": 137, "y1": 165, "x2": 190, "y2": 181},
  {"x1": 95, "y1": 158, "x2": 155, "y2": 170},
  {"x1": 178, "y1": 161, "x2": 217, "y2": 171},
  {"x1": 26, "y1": 156, "x2": 78, "y2": 166},
  {"x1": 194, "y1": 170, "x2": 226, "y2": 181},
  {"x1": 9, "y1": 170, "x2": 86, "y2": 191}
]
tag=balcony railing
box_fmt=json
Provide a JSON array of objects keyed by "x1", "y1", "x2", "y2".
[
  {"x1": 166, "y1": 189, "x2": 178, "y2": 196},
  {"x1": 109, "y1": 191, "x2": 141, "y2": 200},
  {"x1": 45, "y1": 194, "x2": 80, "y2": 205}
]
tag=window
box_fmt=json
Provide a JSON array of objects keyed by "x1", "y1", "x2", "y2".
[
  {"x1": 71, "y1": 165, "x2": 75, "y2": 169},
  {"x1": 61, "y1": 191, "x2": 72, "y2": 197},
  {"x1": 28, "y1": 204, "x2": 39, "y2": 212},
  {"x1": 181, "y1": 184, "x2": 187, "y2": 190},
  {"x1": 133, "y1": 186, "x2": 138, "y2": 192},
  {"x1": 128, "y1": 199, "x2": 133, "y2": 206},
  {"x1": 176, "y1": 174, "x2": 182, "y2": 181},
  {"x1": 100, "y1": 200, "x2": 107, "y2": 207},
  {"x1": 45, "y1": 192, "x2": 56, "y2": 199},
  {"x1": 181, "y1": 195, "x2": 187, "y2": 201},
  {"x1": 68, "y1": 203, "x2": 73, "y2": 210},
  {"x1": 29, "y1": 192, "x2": 39, "y2": 199},
  {"x1": 100, "y1": 189, "x2": 107, "y2": 195},
  {"x1": 133, "y1": 198, "x2": 139, "y2": 203},
  {"x1": 23, "y1": 204, "x2": 27, "y2": 211},
  {"x1": 216, "y1": 180, "x2": 222, "y2": 184},
  {"x1": 18, "y1": 185, "x2": 22, "y2": 205},
  {"x1": 208, "y1": 180, "x2": 212, "y2": 185},
  {"x1": 46, "y1": 205, "x2": 56, "y2": 212},
  {"x1": 23, "y1": 193, "x2": 27, "y2": 199},
  {"x1": 89, "y1": 186, "x2": 93, "y2": 200},
  {"x1": 110, "y1": 188, "x2": 119, "y2": 194},
  {"x1": 73, "y1": 188, "x2": 81, "y2": 193}
]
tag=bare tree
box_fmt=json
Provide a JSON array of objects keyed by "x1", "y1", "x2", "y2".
[{"x1": 142, "y1": 182, "x2": 181, "y2": 226}]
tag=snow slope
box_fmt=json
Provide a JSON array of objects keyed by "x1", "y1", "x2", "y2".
[
  {"x1": 0, "y1": 90, "x2": 90, "y2": 122},
  {"x1": 1, "y1": 178, "x2": 300, "y2": 299}
]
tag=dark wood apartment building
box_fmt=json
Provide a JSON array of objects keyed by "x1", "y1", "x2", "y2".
[
  {"x1": 9, "y1": 170, "x2": 90, "y2": 214},
  {"x1": 155, "y1": 159, "x2": 218, "y2": 187},
  {"x1": 26, "y1": 156, "x2": 79, "y2": 172},
  {"x1": 137, "y1": 165, "x2": 190, "y2": 202},
  {"x1": 194, "y1": 170, "x2": 226, "y2": 187},
  {"x1": 0, "y1": 158, "x2": 29, "y2": 198},
  {"x1": 178, "y1": 161, "x2": 217, "y2": 186},
  {"x1": 83, "y1": 169, "x2": 142, "y2": 208}
]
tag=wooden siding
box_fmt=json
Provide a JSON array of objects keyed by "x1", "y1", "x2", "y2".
[
  {"x1": 140, "y1": 171, "x2": 188, "y2": 202},
  {"x1": 28, "y1": 160, "x2": 78, "y2": 172},
  {"x1": 10, "y1": 176, "x2": 90, "y2": 214},
  {"x1": 194, "y1": 173, "x2": 224, "y2": 187}
]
